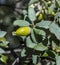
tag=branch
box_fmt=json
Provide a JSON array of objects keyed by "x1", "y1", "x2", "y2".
[
  {"x1": 3, "y1": 49, "x2": 21, "y2": 54},
  {"x1": 12, "y1": 57, "x2": 19, "y2": 65}
]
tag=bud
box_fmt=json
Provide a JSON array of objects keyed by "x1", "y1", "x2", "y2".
[
  {"x1": 37, "y1": 13, "x2": 43, "y2": 20},
  {"x1": 51, "y1": 11, "x2": 55, "y2": 16}
]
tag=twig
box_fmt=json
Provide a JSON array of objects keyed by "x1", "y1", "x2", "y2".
[
  {"x1": 3, "y1": 49, "x2": 21, "y2": 54},
  {"x1": 40, "y1": 56, "x2": 55, "y2": 61},
  {"x1": 12, "y1": 57, "x2": 19, "y2": 65}
]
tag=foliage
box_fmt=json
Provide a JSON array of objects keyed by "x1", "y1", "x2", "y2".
[{"x1": 0, "y1": 0, "x2": 60, "y2": 65}]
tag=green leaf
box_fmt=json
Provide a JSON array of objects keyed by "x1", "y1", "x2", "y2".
[
  {"x1": 22, "y1": 10, "x2": 27, "y2": 15},
  {"x1": 0, "y1": 41, "x2": 9, "y2": 48},
  {"x1": 26, "y1": 36, "x2": 37, "y2": 48},
  {"x1": 56, "y1": 46, "x2": 60, "y2": 52},
  {"x1": 46, "y1": 62, "x2": 55, "y2": 65},
  {"x1": 36, "y1": 20, "x2": 51, "y2": 29},
  {"x1": 21, "y1": 48, "x2": 26, "y2": 57},
  {"x1": 56, "y1": 56, "x2": 60, "y2": 65},
  {"x1": 34, "y1": 43, "x2": 48, "y2": 51},
  {"x1": 55, "y1": 12, "x2": 60, "y2": 19},
  {"x1": 42, "y1": 52, "x2": 48, "y2": 57},
  {"x1": 32, "y1": 55, "x2": 38, "y2": 64},
  {"x1": 0, "y1": 37, "x2": 9, "y2": 47},
  {"x1": 34, "y1": 28, "x2": 46, "y2": 37},
  {"x1": 0, "y1": 31, "x2": 7, "y2": 37},
  {"x1": 28, "y1": 7, "x2": 36, "y2": 22},
  {"x1": 29, "y1": 0, "x2": 38, "y2": 5},
  {"x1": 49, "y1": 23, "x2": 60, "y2": 40},
  {"x1": 0, "y1": 37, "x2": 6, "y2": 41},
  {"x1": 51, "y1": 41, "x2": 60, "y2": 53},
  {"x1": 56, "y1": 0, "x2": 60, "y2": 6},
  {"x1": 48, "y1": 4, "x2": 56, "y2": 14},
  {"x1": 0, "y1": 48, "x2": 5, "y2": 55},
  {"x1": 47, "y1": 62, "x2": 50, "y2": 65},
  {"x1": 55, "y1": 12, "x2": 60, "y2": 23},
  {"x1": 52, "y1": 41, "x2": 57, "y2": 50},
  {"x1": 0, "y1": 55, "x2": 7, "y2": 64},
  {"x1": 31, "y1": 29, "x2": 37, "y2": 43},
  {"x1": 13, "y1": 20, "x2": 30, "y2": 26}
]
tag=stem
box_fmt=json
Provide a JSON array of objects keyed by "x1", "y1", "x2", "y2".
[
  {"x1": 12, "y1": 58, "x2": 19, "y2": 65},
  {"x1": 24, "y1": 15, "x2": 27, "y2": 21},
  {"x1": 3, "y1": 49, "x2": 21, "y2": 54}
]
